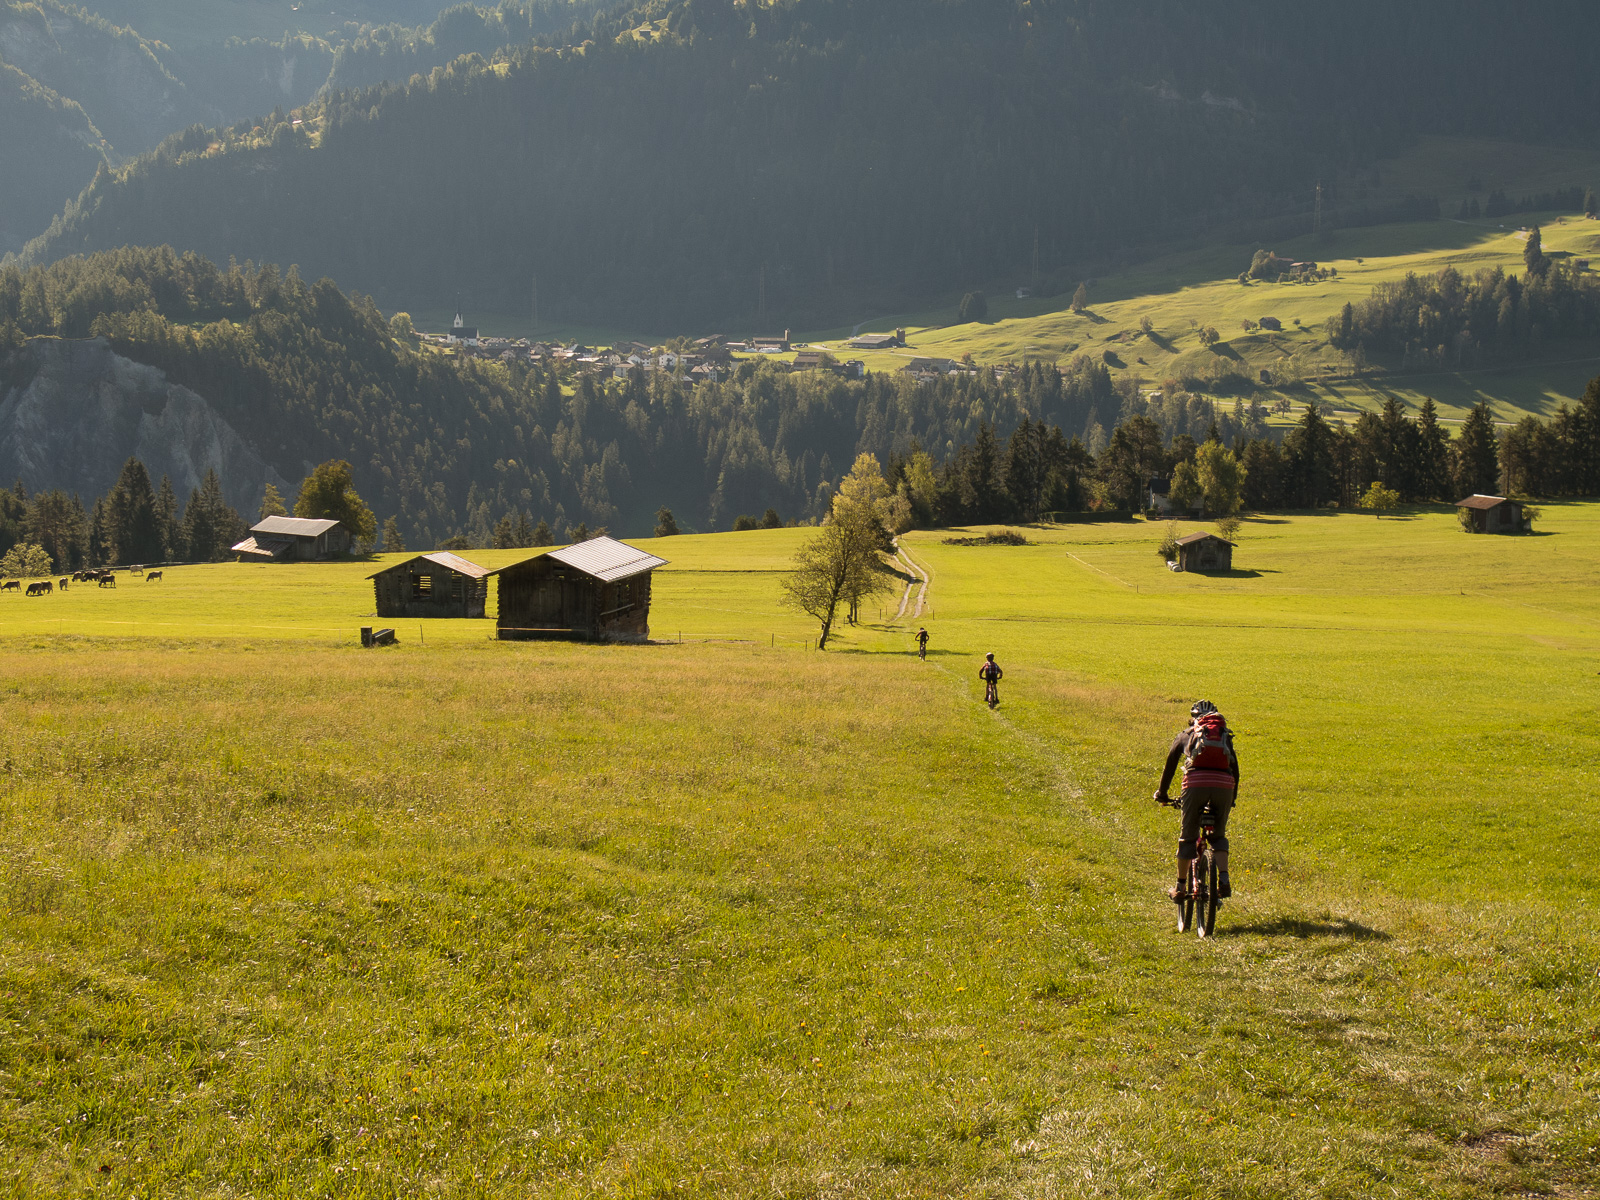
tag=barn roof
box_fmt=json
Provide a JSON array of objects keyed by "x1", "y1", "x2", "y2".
[
  {"x1": 491, "y1": 536, "x2": 667, "y2": 583},
  {"x1": 1175, "y1": 532, "x2": 1236, "y2": 547},
  {"x1": 231, "y1": 535, "x2": 293, "y2": 558},
  {"x1": 548, "y1": 536, "x2": 668, "y2": 581},
  {"x1": 367, "y1": 552, "x2": 489, "y2": 580},
  {"x1": 252, "y1": 515, "x2": 343, "y2": 537},
  {"x1": 1455, "y1": 494, "x2": 1512, "y2": 510}
]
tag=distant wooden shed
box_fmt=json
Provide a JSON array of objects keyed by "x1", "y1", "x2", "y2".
[
  {"x1": 1455, "y1": 493, "x2": 1525, "y2": 533},
  {"x1": 231, "y1": 515, "x2": 352, "y2": 561},
  {"x1": 490, "y1": 536, "x2": 667, "y2": 642},
  {"x1": 368, "y1": 552, "x2": 489, "y2": 618},
  {"x1": 1174, "y1": 532, "x2": 1235, "y2": 572}
]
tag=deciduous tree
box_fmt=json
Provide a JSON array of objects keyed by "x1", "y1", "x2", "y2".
[{"x1": 294, "y1": 460, "x2": 377, "y2": 543}]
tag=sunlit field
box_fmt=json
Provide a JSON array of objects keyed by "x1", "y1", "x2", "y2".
[{"x1": 2, "y1": 507, "x2": 1597, "y2": 1196}]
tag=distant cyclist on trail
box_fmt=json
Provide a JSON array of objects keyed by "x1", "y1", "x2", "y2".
[
  {"x1": 915, "y1": 627, "x2": 929, "y2": 659},
  {"x1": 1154, "y1": 700, "x2": 1240, "y2": 903},
  {"x1": 978, "y1": 653, "x2": 1003, "y2": 708}
]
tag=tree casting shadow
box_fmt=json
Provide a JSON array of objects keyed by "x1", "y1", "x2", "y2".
[{"x1": 1218, "y1": 915, "x2": 1391, "y2": 941}]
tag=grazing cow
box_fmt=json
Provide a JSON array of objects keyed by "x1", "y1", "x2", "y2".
[
  {"x1": 146, "y1": 570, "x2": 163, "y2": 583},
  {"x1": 98, "y1": 574, "x2": 116, "y2": 588},
  {"x1": 26, "y1": 580, "x2": 52, "y2": 596},
  {"x1": 58, "y1": 578, "x2": 69, "y2": 591},
  {"x1": 0, "y1": 580, "x2": 18, "y2": 592}
]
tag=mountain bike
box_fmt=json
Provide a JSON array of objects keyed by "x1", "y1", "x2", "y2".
[
  {"x1": 916, "y1": 637, "x2": 927, "y2": 661},
  {"x1": 982, "y1": 676, "x2": 1000, "y2": 707},
  {"x1": 1161, "y1": 797, "x2": 1221, "y2": 938}
]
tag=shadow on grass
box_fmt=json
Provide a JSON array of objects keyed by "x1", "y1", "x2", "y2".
[
  {"x1": 1196, "y1": 568, "x2": 1275, "y2": 578},
  {"x1": 1219, "y1": 915, "x2": 1391, "y2": 941}
]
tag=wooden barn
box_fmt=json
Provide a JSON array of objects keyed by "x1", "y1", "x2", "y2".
[
  {"x1": 368, "y1": 552, "x2": 489, "y2": 619},
  {"x1": 491, "y1": 536, "x2": 668, "y2": 642},
  {"x1": 1455, "y1": 494, "x2": 1526, "y2": 533},
  {"x1": 231, "y1": 516, "x2": 352, "y2": 561},
  {"x1": 1174, "y1": 532, "x2": 1235, "y2": 572}
]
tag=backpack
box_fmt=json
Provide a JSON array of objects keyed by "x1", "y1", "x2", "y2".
[{"x1": 1184, "y1": 712, "x2": 1233, "y2": 773}]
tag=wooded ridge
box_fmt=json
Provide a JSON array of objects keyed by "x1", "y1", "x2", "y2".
[{"x1": 19, "y1": 0, "x2": 1600, "y2": 329}]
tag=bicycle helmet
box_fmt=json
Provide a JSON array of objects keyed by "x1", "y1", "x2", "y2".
[{"x1": 1190, "y1": 699, "x2": 1218, "y2": 719}]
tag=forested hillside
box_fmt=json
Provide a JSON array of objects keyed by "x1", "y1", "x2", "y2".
[
  {"x1": 4, "y1": 249, "x2": 1595, "y2": 561},
  {"x1": 0, "y1": 0, "x2": 596, "y2": 255},
  {"x1": 17, "y1": 0, "x2": 1600, "y2": 330},
  {"x1": 0, "y1": 248, "x2": 1132, "y2": 546}
]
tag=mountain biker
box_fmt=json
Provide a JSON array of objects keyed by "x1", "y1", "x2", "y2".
[
  {"x1": 915, "y1": 627, "x2": 929, "y2": 658},
  {"x1": 978, "y1": 653, "x2": 1002, "y2": 707},
  {"x1": 1154, "y1": 699, "x2": 1239, "y2": 902}
]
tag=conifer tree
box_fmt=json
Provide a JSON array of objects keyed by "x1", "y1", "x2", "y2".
[
  {"x1": 1453, "y1": 403, "x2": 1501, "y2": 497},
  {"x1": 532, "y1": 518, "x2": 554, "y2": 546},
  {"x1": 513, "y1": 511, "x2": 534, "y2": 546},
  {"x1": 492, "y1": 514, "x2": 516, "y2": 548},
  {"x1": 653, "y1": 507, "x2": 680, "y2": 537},
  {"x1": 156, "y1": 475, "x2": 182, "y2": 560},
  {"x1": 106, "y1": 458, "x2": 163, "y2": 565},
  {"x1": 1523, "y1": 225, "x2": 1548, "y2": 277},
  {"x1": 380, "y1": 516, "x2": 405, "y2": 553},
  {"x1": 260, "y1": 482, "x2": 288, "y2": 520},
  {"x1": 180, "y1": 469, "x2": 244, "y2": 561},
  {"x1": 1414, "y1": 398, "x2": 1453, "y2": 501}
]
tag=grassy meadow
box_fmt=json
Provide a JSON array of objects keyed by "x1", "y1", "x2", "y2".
[{"x1": 2, "y1": 508, "x2": 1599, "y2": 1197}]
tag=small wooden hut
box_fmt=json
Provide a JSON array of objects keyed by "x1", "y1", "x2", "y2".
[
  {"x1": 231, "y1": 516, "x2": 352, "y2": 561},
  {"x1": 1455, "y1": 494, "x2": 1525, "y2": 533},
  {"x1": 1174, "y1": 532, "x2": 1235, "y2": 572},
  {"x1": 368, "y1": 552, "x2": 489, "y2": 618},
  {"x1": 491, "y1": 536, "x2": 667, "y2": 642}
]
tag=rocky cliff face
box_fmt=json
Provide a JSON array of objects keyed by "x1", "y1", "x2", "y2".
[{"x1": 0, "y1": 337, "x2": 288, "y2": 513}]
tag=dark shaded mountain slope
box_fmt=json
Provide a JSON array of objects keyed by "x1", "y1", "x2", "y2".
[{"x1": 17, "y1": 0, "x2": 1600, "y2": 328}]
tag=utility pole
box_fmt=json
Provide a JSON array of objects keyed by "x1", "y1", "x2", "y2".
[{"x1": 1313, "y1": 182, "x2": 1323, "y2": 238}]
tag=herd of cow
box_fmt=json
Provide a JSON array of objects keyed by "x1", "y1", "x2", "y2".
[{"x1": 0, "y1": 567, "x2": 164, "y2": 596}]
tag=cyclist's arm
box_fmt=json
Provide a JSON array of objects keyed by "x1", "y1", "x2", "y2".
[
  {"x1": 1229, "y1": 736, "x2": 1240, "y2": 795},
  {"x1": 1156, "y1": 731, "x2": 1186, "y2": 797}
]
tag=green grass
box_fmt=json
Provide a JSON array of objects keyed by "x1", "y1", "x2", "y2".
[
  {"x1": 2, "y1": 509, "x2": 1599, "y2": 1196},
  {"x1": 807, "y1": 212, "x2": 1600, "y2": 424}
]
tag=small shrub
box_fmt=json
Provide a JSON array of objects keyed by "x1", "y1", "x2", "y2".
[
  {"x1": 1157, "y1": 521, "x2": 1180, "y2": 561},
  {"x1": 942, "y1": 530, "x2": 1030, "y2": 546}
]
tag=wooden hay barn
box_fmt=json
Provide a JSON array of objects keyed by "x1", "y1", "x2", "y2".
[
  {"x1": 368, "y1": 552, "x2": 489, "y2": 619},
  {"x1": 490, "y1": 536, "x2": 667, "y2": 642},
  {"x1": 1455, "y1": 494, "x2": 1526, "y2": 533},
  {"x1": 231, "y1": 516, "x2": 352, "y2": 561},
  {"x1": 1174, "y1": 532, "x2": 1235, "y2": 572}
]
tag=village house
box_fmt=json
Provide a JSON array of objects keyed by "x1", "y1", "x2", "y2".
[
  {"x1": 849, "y1": 331, "x2": 903, "y2": 350},
  {"x1": 490, "y1": 536, "x2": 668, "y2": 642},
  {"x1": 368, "y1": 552, "x2": 489, "y2": 618},
  {"x1": 232, "y1": 515, "x2": 353, "y2": 562},
  {"x1": 1173, "y1": 532, "x2": 1235, "y2": 572},
  {"x1": 1455, "y1": 494, "x2": 1527, "y2": 533},
  {"x1": 1147, "y1": 476, "x2": 1175, "y2": 514}
]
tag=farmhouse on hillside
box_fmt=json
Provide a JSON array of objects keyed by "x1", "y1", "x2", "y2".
[
  {"x1": 1455, "y1": 494, "x2": 1526, "y2": 533},
  {"x1": 368, "y1": 552, "x2": 490, "y2": 618},
  {"x1": 1174, "y1": 532, "x2": 1235, "y2": 572},
  {"x1": 490, "y1": 536, "x2": 668, "y2": 642},
  {"x1": 232, "y1": 515, "x2": 352, "y2": 561}
]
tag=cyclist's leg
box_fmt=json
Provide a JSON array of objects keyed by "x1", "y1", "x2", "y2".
[
  {"x1": 1210, "y1": 791, "x2": 1235, "y2": 895},
  {"x1": 1175, "y1": 788, "x2": 1203, "y2": 895}
]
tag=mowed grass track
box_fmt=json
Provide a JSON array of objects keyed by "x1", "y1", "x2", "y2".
[{"x1": 1, "y1": 510, "x2": 1598, "y2": 1197}]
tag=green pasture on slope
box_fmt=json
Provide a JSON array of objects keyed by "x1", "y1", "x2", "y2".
[
  {"x1": 809, "y1": 211, "x2": 1600, "y2": 424},
  {"x1": 2, "y1": 508, "x2": 1598, "y2": 1196}
]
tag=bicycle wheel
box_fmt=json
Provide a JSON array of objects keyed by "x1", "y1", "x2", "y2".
[
  {"x1": 1198, "y1": 846, "x2": 1219, "y2": 938},
  {"x1": 1177, "y1": 882, "x2": 1194, "y2": 933}
]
